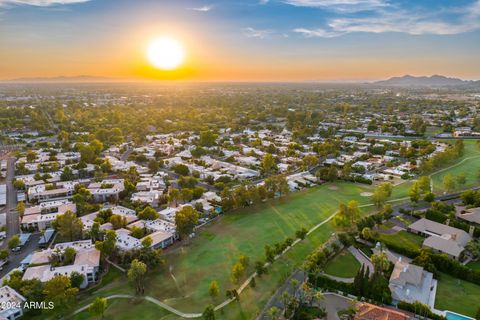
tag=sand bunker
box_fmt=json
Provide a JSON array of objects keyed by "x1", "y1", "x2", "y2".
[
  {"x1": 360, "y1": 192, "x2": 373, "y2": 197},
  {"x1": 328, "y1": 186, "x2": 339, "y2": 191}
]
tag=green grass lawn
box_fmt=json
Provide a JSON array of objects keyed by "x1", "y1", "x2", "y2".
[
  {"x1": 324, "y1": 249, "x2": 361, "y2": 278},
  {"x1": 65, "y1": 181, "x2": 378, "y2": 319},
  {"x1": 378, "y1": 230, "x2": 424, "y2": 251},
  {"x1": 72, "y1": 298, "x2": 175, "y2": 320},
  {"x1": 466, "y1": 260, "x2": 480, "y2": 271},
  {"x1": 435, "y1": 272, "x2": 480, "y2": 317},
  {"x1": 56, "y1": 141, "x2": 480, "y2": 320},
  {"x1": 431, "y1": 140, "x2": 480, "y2": 193},
  {"x1": 65, "y1": 175, "x2": 441, "y2": 319},
  {"x1": 145, "y1": 182, "x2": 376, "y2": 314}
]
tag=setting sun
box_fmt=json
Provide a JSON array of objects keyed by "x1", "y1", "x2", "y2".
[{"x1": 147, "y1": 37, "x2": 185, "y2": 70}]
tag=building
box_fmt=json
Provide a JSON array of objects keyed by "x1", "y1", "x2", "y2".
[
  {"x1": 0, "y1": 286, "x2": 26, "y2": 320},
  {"x1": 115, "y1": 228, "x2": 141, "y2": 251},
  {"x1": 408, "y1": 218, "x2": 472, "y2": 259},
  {"x1": 389, "y1": 259, "x2": 436, "y2": 306},
  {"x1": 355, "y1": 303, "x2": 411, "y2": 320},
  {"x1": 21, "y1": 200, "x2": 76, "y2": 231},
  {"x1": 87, "y1": 179, "x2": 125, "y2": 203},
  {"x1": 23, "y1": 240, "x2": 100, "y2": 289},
  {"x1": 27, "y1": 181, "x2": 80, "y2": 202},
  {"x1": 128, "y1": 218, "x2": 178, "y2": 249},
  {"x1": 455, "y1": 205, "x2": 480, "y2": 224},
  {"x1": 80, "y1": 205, "x2": 137, "y2": 230}
]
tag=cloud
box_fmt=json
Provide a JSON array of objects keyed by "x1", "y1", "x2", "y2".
[
  {"x1": 283, "y1": 0, "x2": 387, "y2": 12},
  {"x1": 0, "y1": 0, "x2": 91, "y2": 6},
  {"x1": 292, "y1": 0, "x2": 480, "y2": 37},
  {"x1": 259, "y1": 0, "x2": 269, "y2": 4},
  {"x1": 187, "y1": 5, "x2": 212, "y2": 12},
  {"x1": 242, "y1": 27, "x2": 274, "y2": 39},
  {"x1": 293, "y1": 27, "x2": 344, "y2": 38}
]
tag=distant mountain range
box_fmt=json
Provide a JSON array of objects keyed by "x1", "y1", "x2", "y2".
[
  {"x1": 374, "y1": 75, "x2": 479, "y2": 87},
  {"x1": 2, "y1": 74, "x2": 479, "y2": 86}
]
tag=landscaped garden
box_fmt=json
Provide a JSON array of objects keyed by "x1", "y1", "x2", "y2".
[
  {"x1": 434, "y1": 272, "x2": 480, "y2": 317},
  {"x1": 324, "y1": 249, "x2": 361, "y2": 278}
]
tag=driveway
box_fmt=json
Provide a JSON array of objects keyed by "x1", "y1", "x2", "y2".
[
  {"x1": 0, "y1": 233, "x2": 40, "y2": 279},
  {"x1": 318, "y1": 293, "x2": 352, "y2": 320},
  {"x1": 257, "y1": 270, "x2": 307, "y2": 320},
  {"x1": 348, "y1": 246, "x2": 374, "y2": 275}
]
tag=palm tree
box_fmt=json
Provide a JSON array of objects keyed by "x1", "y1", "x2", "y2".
[{"x1": 266, "y1": 306, "x2": 279, "y2": 320}]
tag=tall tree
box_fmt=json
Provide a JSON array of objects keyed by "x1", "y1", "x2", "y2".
[
  {"x1": 409, "y1": 182, "x2": 421, "y2": 203},
  {"x1": 443, "y1": 174, "x2": 456, "y2": 193},
  {"x1": 95, "y1": 230, "x2": 117, "y2": 258},
  {"x1": 53, "y1": 211, "x2": 83, "y2": 241},
  {"x1": 43, "y1": 275, "x2": 79, "y2": 317},
  {"x1": 127, "y1": 259, "x2": 147, "y2": 294},
  {"x1": 174, "y1": 206, "x2": 199, "y2": 242},
  {"x1": 89, "y1": 297, "x2": 108, "y2": 320},
  {"x1": 202, "y1": 304, "x2": 216, "y2": 320},
  {"x1": 261, "y1": 153, "x2": 277, "y2": 175},
  {"x1": 208, "y1": 280, "x2": 220, "y2": 299}
]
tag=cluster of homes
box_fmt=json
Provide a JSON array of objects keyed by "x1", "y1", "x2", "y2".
[
  {"x1": 372, "y1": 214, "x2": 475, "y2": 312},
  {"x1": 325, "y1": 138, "x2": 448, "y2": 182}
]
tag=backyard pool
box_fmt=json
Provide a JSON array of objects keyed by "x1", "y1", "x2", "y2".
[{"x1": 445, "y1": 311, "x2": 474, "y2": 320}]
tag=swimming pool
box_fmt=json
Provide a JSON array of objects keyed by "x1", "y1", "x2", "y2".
[{"x1": 445, "y1": 311, "x2": 474, "y2": 320}]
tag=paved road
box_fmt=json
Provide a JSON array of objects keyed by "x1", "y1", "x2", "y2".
[
  {"x1": 256, "y1": 270, "x2": 307, "y2": 320},
  {"x1": 318, "y1": 293, "x2": 352, "y2": 320},
  {"x1": 5, "y1": 158, "x2": 19, "y2": 237},
  {"x1": 0, "y1": 233, "x2": 40, "y2": 279},
  {"x1": 120, "y1": 147, "x2": 134, "y2": 162}
]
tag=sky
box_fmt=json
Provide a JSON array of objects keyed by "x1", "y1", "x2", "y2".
[{"x1": 0, "y1": 0, "x2": 479, "y2": 81}]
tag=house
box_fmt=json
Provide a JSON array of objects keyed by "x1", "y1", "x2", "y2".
[
  {"x1": 23, "y1": 240, "x2": 100, "y2": 289},
  {"x1": 355, "y1": 303, "x2": 411, "y2": 320},
  {"x1": 408, "y1": 218, "x2": 472, "y2": 259},
  {"x1": 27, "y1": 180, "x2": 81, "y2": 202},
  {"x1": 455, "y1": 205, "x2": 480, "y2": 224},
  {"x1": 131, "y1": 190, "x2": 164, "y2": 207},
  {"x1": 115, "y1": 228, "x2": 141, "y2": 251},
  {"x1": 21, "y1": 200, "x2": 76, "y2": 231},
  {"x1": 127, "y1": 218, "x2": 178, "y2": 249},
  {"x1": 0, "y1": 286, "x2": 26, "y2": 320},
  {"x1": 81, "y1": 205, "x2": 137, "y2": 229},
  {"x1": 389, "y1": 259, "x2": 436, "y2": 306},
  {"x1": 87, "y1": 179, "x2": 125, "y2": 203}
]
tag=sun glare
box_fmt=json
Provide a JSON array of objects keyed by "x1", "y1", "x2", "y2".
[{"x1": 147, "y1": 37, "x2": 185, "y2": 70}]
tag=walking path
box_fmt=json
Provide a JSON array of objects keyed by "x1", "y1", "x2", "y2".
[
  {"x1": 428, "y1": 155, "x2": 480, "y2": 193},
  {"x1": 321, "y1": 273, "x2": 354, "y2": 283},
  {"x1": 72, "y1": 294, "x2": 202, "y2": 318},
  {"x1": 106, "y1": 257, "x2": 126, "y2": 273},
  {"x1": 347, "y1": 246, "x2": 374, "y2": 275},
  {"x1": 70, "y1": 170, "x2": 467, "y2": 318},
  {"x1": 72, "y1": 195, "x2": 410, "y2": 318}
]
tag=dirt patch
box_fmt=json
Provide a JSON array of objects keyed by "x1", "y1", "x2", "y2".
[
  {"x1": 328, "y1": 185, "x2": 339, "y2": 191},
  {"x1": 360, "y1": 192, "x2": 373, "y2": 197}
]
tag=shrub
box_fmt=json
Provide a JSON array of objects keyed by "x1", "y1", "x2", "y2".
[{"x1": 397, "y1": 301, "x2": 446, "y2": 320}]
